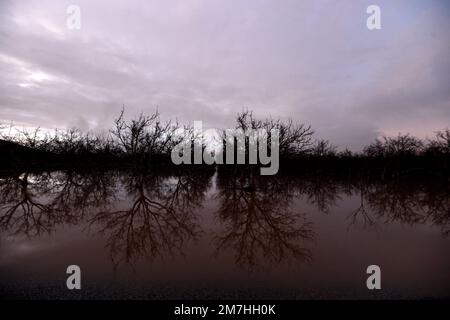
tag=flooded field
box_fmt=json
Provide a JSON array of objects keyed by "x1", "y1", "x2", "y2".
[{"x1": 0, "y1": 168, "x2": 449, "y2": 299}]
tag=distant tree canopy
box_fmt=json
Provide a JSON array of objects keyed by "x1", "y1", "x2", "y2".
[
  {"x1": 234, "y1": 110, "x2": 314, "y2": 157},
  {"x1": 0, "y1": 108, "x2": 449, "y2": 169},
  {"x1": 110, "y1": 107, "x2": 182, "y2": 157},
  {"x1": 364, "y1": 134, "x2": 424, "y2": 157},
  {"x1": 363, "y1": 131, "x2": 450, "y2": 158}
]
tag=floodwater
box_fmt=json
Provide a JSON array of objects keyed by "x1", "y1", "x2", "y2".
[{"x1": 0, "y1": 168, "x2": 449, "y2": 299}]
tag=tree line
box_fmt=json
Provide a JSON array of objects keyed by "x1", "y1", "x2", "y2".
[{"x1": 0, "y1": 108, "x2": 449, "y2": 174}]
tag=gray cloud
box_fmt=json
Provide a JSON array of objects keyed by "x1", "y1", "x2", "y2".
[{"x1": 0, "y1": 0, "x2": 449, "y2": 150}]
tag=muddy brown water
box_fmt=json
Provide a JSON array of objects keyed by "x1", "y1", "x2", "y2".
[{"x1": 0, "y1": 169, "x2": 449, "y2": 299}]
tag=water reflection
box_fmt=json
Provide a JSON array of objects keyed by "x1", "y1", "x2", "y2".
[
  {"x1": 345, "y1": 177, "x2": 450, "y2": 236},
  {"x1": 0, "y1": 169, "x2": 448, "y2": 271},
  {"x1": 214, "y1": 170, "x2": 314, "y2": 270},
  {"x1": 89, "y1": 169, "x2": 212, "y2": 267},
  {"x1": 0, "y1": 171, "x2": 117, "y2": 237}
]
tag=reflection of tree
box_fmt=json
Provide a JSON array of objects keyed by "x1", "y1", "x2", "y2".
[
  {"x1": 90, "y1": 168, "x2": 213, "y2": 267},
  {"x1": 346, "y1": 178, "x2": 450, "y2": 236},
  {"x1": 0, "y1": 170, "x2": 118, "y2": 237},
  {"x1": 49, "y1": 171, "x2": 117, "y2": 222},
  {"x1": 420, "y1": 183, "x2": 450, "y2": 237},
  {"x1": 215, "y1": 171, "x2": 314, "y2": 271},
  {"x1": 1, "y1": 166, "x2": 448, "y2": 275},
  {"x1": 346, "y1": 181, "x2": 376, "y2": 229},
  {"x1": 367, "y1": 181, "x2": 425, "y2": 224},
  {"x1": 0, "y1": 173, "x2": 57, "y2": 237},
  {"x1": 299, "y1": 176, "x2": 341, "y2": 214}
]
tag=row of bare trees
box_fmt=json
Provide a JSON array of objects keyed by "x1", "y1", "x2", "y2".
[
  {"x1": 223, "y1": 109, "x2": 450, "y2": 160},
  {"x1": 110, "y1": 107, "x2": 185, "y2": 158},
  {"x1": 0, "y1": 126, "x2": 118, "y2": 155},
  {"x1": 363, "y1": 131, "x2": 450, "y2": 158},
  {"x1": 1, "y1": 108, "x2": 449, "y2": 162}
]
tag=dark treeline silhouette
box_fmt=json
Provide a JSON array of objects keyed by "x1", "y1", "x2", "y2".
[
  {"x1": 0, "y1": 108, "x2": 179, "y2": 169},
  {"x1": 224, "y1": 110, "x2": 449, "y2": 177},
  {"x1": 1, "y1": 108, "x2": 449, "y2": 177}
]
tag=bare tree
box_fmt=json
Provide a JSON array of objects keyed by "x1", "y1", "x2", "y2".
[
  {"x1": 20, "y1": 127, "x2": 54, "y2": 152},
  {"x1": 143, "y1": 118, "x2": 182, "y2": 156},
  {"x1": 312, "y1": 139, "x2": 337, "y2": 157},
  {"x1": 364, "y1": 134, "x2": 423, "y2": 157},
  {"x1": 110, "y1": 106, "x2": 182, "y2": 159},
  {"x1": 110, "y1": 107, "x2": 158, "y2": 155},
  {"x1": 436, "y1": 129, "x2": 450, "y2": 154},
  {"x1": 233, "y1": 109, "x2": 314, "y2": 157}
]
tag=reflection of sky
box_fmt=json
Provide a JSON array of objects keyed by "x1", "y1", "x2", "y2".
[
  {"x1": 0, "y1": 0, "x2": 449, "y2": 150},
  {"x1": 0, "y1": 170, "x2": 449, "y2": 297}
]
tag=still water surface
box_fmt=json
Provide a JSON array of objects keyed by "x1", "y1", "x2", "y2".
[{"x1": 0, "y1": 168, "x2": 449, "y2": 299}]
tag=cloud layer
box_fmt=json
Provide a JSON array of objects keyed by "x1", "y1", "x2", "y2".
[{"x1": 1, "y1": 0, "x2": 449, "y2": 150}]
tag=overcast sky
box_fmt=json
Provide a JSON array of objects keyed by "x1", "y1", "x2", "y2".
[{"x1": 0, "y1": 0, "x2": 449, "y2": 150}]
